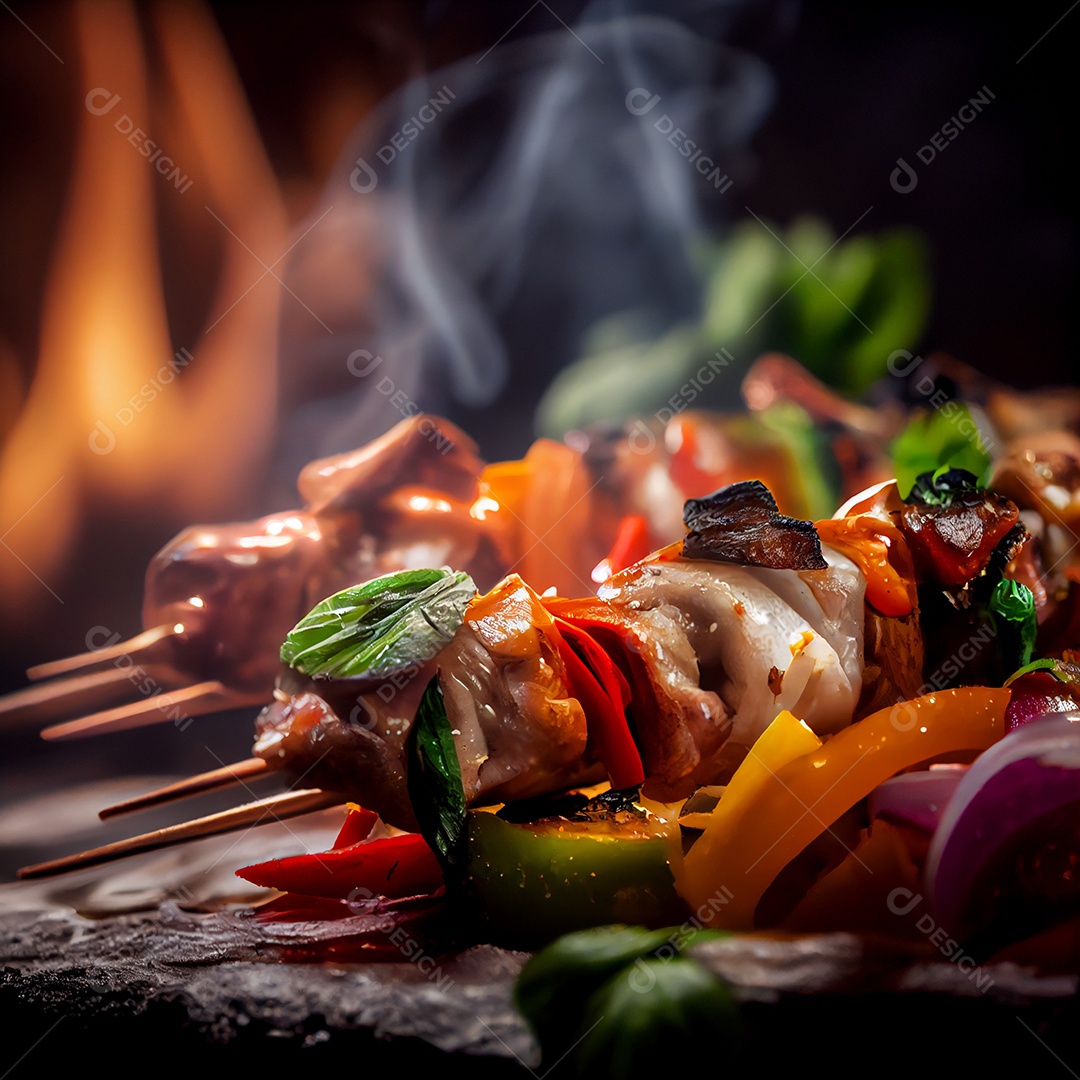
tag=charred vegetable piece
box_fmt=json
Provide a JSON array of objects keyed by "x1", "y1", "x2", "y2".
[
  {"x1": 464, "y1": 800, "x2": 684, "y2": 946},
  {"x1": 682, "y1": 480, "x2": 826, "y2": 570},
  {"x1": 236, "y1": 829, "x2": 443, "y2": 900},
  {"x1": 899, "y1": 469, "x2": 1020, "y2": 591}
]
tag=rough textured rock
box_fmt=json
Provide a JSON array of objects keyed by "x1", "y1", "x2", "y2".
[
  {"x1": 2, "y1": 789, "x2": 1078, "y2": 1075},
  {"x1": 3, "y1": 896, "x2": 1078, "y2": 1076},
  {"x1": 0, "y1": 899, "x2": 536, "y2": 1073}
]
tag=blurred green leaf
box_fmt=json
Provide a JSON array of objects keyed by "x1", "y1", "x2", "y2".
[
  {"x1": 535, "y1": 324, "x2": 706, "y2": 435},
  {"x1": 536, "y1": 215, "x2": 931, "y2": 438},
  {"x1": 842, "y1": 230, "x2": 930, "y2": 394},
  {"x1": 753, "y1": 401, "x2": 838, "y2": 519},
  {"x1": 701, "y1": 225, "x2": 785, "y2": 344}
]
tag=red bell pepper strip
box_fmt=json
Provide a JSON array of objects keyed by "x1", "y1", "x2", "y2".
[
  {"x1": 544, "y1": 599, "x2": 662, "y2": 742},
  {"x1": 550, "y1": 615, "x2": 645, "y2": 789},
  {"x1": 593, "y1": 514, "x2": 653, "y2": 581},
  {"x1": 332, "y1": 804, "x2": 378, "y2": 848},
  {"x1": 237, "y1": 831, "x2": 444, "y2": 900}
]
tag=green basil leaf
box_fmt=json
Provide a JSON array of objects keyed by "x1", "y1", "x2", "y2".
[
  {"x1": 280, "y1": 568, "x2": 475, "y2": 679},
  {"x1": 407, "y1": 676, "x2": 467, "y2": 869},
  {"x1": 891, "y1": 404, "x2": 993, "y2": 500},
  {"x1": 988, "y1": 578, "x2": 1037, "y2": 671}
]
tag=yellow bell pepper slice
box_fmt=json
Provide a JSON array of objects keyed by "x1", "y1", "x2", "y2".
[
  {"x1": 676, "y1": 687, "x2": 1010, "y2": 930},
  {"x1": 710, "y1": 708, "x2": 824, "y2": 821}
]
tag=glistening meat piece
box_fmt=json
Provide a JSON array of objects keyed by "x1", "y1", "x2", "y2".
[
  {"x1": 250, "y1": 575, "x2": 609, "y2": 832},
  {"x1": 598, "y1": 552, "x2": 865, "y2": 749},
  {"x1": 438, "y1": 576, "x2": 602, "y2": 806},
  {"x1": 144, "y1": 416, "x2": 494, "y2": 694},
  {"x1": 252, "y1": 673, "x2": 430, "y2": 831}
]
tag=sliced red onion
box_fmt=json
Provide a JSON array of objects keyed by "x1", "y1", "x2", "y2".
[
  {"x1": 1005, "y1": 671, "x2": 1080, "y2": 732},
  {"x1": 926, "y1": 712, "x2": 1080, "y2": 943},
  {"x1": 868, "y1": 765, "x2": 968, "y2": 834},
  {"x1": 834, "y1": 478, "x2": 896, "y2": 519}
]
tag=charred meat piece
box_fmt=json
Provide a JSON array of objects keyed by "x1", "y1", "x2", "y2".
[{"x1": 683, "y1": 480, "x2": 827, "y2": 571}]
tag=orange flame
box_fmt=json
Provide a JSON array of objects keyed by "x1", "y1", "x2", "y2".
[{"x1": 0, "y1": 0, "x2": 288, "y2": 616}]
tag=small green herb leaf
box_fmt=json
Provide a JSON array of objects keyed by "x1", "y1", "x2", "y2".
[
  {"x1": 907, "y1": 466, "x2": 982, "y2": 508},
  {"x1": 988, "y1": 578, "x2": 1037, "y2": 671},
  {"x1": 280, "y1": 568, "x2": 475, "y2": 679},
  {"x1": 407, "y1": 676, "x2": 467, "y2": 869}
]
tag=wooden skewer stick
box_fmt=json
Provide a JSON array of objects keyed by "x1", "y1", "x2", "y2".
[
  {"x1": 18, "y1": 788, "x2": 344, "y2": 879},
  {"x1": 0, "y1": 666, "x2": 167, "y2": 722},
  {"x1": 40, "y1": 681, "x2": 264, "y2": 741},
  {"x1": 98, "y1": 757, "x2": 273, "y2": 819},
  {"x1": 26, "y1": 624, "x2": 176, "y2": 681}
]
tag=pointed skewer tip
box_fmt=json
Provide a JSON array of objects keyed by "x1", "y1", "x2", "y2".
[{"x1": 18, "y1": 788, "x2": 343, "y2": 880}]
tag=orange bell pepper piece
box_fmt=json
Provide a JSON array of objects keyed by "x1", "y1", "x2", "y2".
[{"x1": 676, "y1": 688, "x2": 1009, "y2": 930}]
